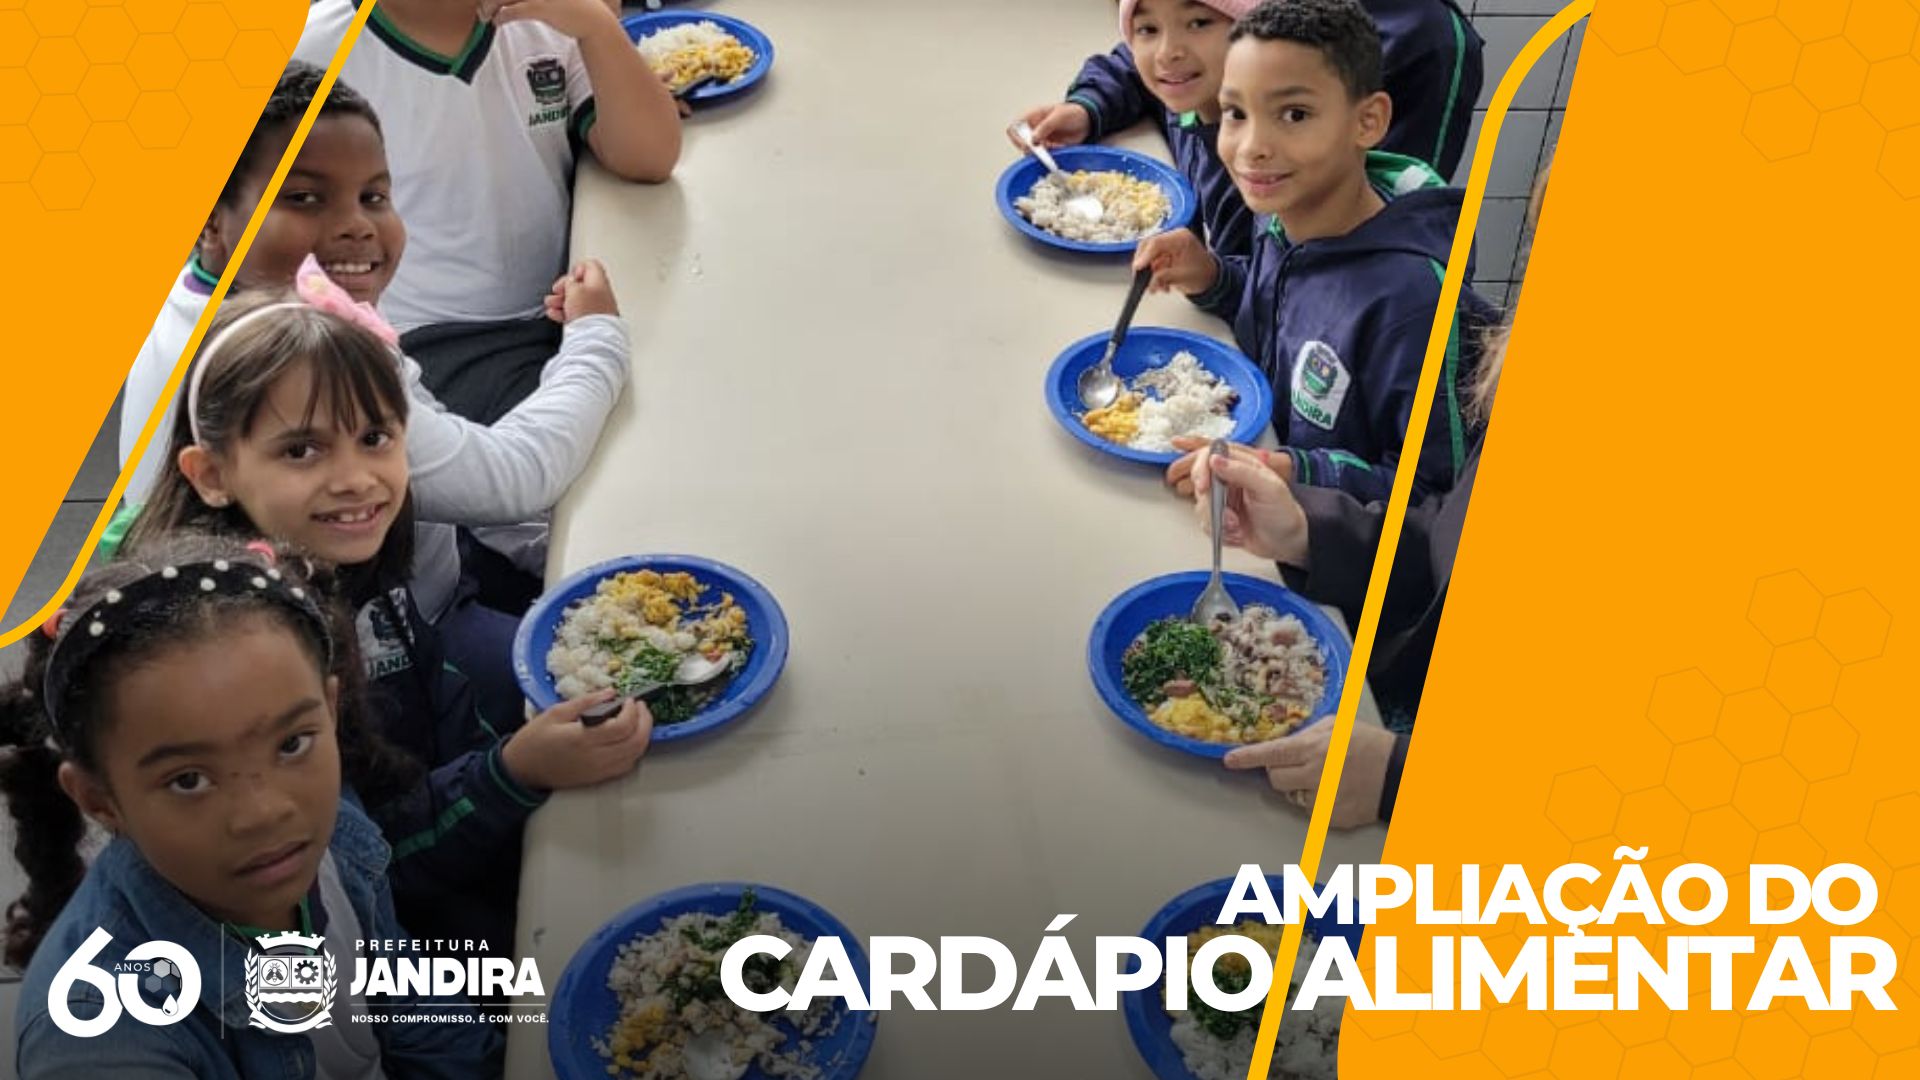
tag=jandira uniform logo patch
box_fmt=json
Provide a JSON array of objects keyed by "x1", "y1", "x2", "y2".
[
  {"x1": 525, "y1": 57, "x2": 569, "y2": 127},
  {"x1": 355, "y1": 588, "x2": 415, "y2": 680},
  {"x1": 1290, "y1": 341, "x2": 1351, "y2": 431}
]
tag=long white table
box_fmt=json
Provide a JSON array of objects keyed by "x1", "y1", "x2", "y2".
[{"x1": 510, "y1": 2, "x2": 1387, "y2": 1074}]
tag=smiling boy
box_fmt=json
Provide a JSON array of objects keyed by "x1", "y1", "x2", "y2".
[
  {"x1": 1014, "y1": 0, "x2": 1481, "y2": 264},
  {"x1": 294, "y1": 0, "x2": 677, "y2": 423},
  {"x1": 1137, "y1": 0, "x2": 1495, "y2": 504}
]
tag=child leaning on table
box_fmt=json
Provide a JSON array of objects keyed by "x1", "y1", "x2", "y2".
[
  {"x1": 120, "y1": 63, "x2": 625, "y2": 512},
  {"x1": 5, "y1": 535, "x2": 500, "y2": 1079},
  {"x1": 121, "y1": 286, "x2": 653, "y2": 964},
  {"x1": 1137, "y1": 0, "x2": 1498, "y2": 506},
  {"x1": 293, "y1": 0, "x2": 680, "y2": 425},
  {"x1": 115, "y1": 63, "x2": 632, "y2": 722}
]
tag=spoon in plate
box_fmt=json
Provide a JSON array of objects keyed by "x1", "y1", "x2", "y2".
[
  {"x1": 673, "y1": 73, "x2": 717, "y2": 100},
  {"x1": 1010, "y1": 121, "x2": 1105, "y2": 223},
  {"x1": 579, "y1": 651, "x2": 735, "y2": 726},
  {"x1": 1191, "y1": 439, "x2": 1243, "y2": 626},
  {"x1": 1078, "y1": 264, "x2": 1154, "y2": 410}
]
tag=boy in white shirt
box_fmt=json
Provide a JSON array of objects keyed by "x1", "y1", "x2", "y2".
[
  {"x1": 295, "y1": 0, "x2": 679, "y2": 422},
  {"x1": 116, "y1": 65, "x2": 630, "y2": 722}
]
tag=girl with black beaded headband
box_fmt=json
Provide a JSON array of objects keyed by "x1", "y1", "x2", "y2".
[
  {"x1": 3, "y1": 534, "x2": 495, "y2": 1078},
  {"x1": 122, "y1": 285, "x2": 652, "y2": 965}
]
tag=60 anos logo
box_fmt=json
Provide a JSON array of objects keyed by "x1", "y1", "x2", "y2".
[{"x1": 48, "y1": 928, "x2": 201, "y2": 1037}]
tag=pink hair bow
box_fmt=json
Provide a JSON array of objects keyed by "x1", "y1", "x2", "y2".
[
  {"x1": 293, "y1": 254, "x2": 399, "y2": 347},
  {"x1": 187, "y1": 256, "x2": 402, "y2": 446}
]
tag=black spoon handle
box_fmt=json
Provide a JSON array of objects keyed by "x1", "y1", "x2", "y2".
[{"x1": 1111, "y1": 265, "x2": 1153, "y2": 348}]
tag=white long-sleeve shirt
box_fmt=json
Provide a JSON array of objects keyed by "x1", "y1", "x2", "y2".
[
  {"x1": 119, "y1": 261, "x2": 217, "y2": 504},
  {"x1": 296, "y1": 0, "x2": 590, "y2": 328},
  {"x1": 117, "y1": 264, "x2": 630, "y2": 616},
  {"x1": 398, "y1": 316, "x2": 628, "y2": 525}
]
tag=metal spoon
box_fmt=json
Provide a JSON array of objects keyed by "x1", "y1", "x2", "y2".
[
  {"x1": 579, "y1": 651, "x2": 735, "y2": 726},
  {"x1": 673, "y1": 73, "x2": 717, "y2": 100},
  {"x1": 683, "y1": 1030, "x2": 747, "y2": 1080},
  {"x1": 1010, "y1": 121, "x2": 1105, "y2": 223},
  {"x1": 1078, "y1": 264, "x2": 1153, "y2": 410},
  {"x1": 1191, "y1": 440, "x2": 1243, "y2": 626}
]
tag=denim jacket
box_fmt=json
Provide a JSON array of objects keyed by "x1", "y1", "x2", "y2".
[{"x1": 15, "y1": 799, "x2": 500, "y2": 1079}]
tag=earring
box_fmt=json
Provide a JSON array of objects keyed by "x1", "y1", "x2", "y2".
[{"x1": 207, "y1": 494, "x2": 229, "y2": 508}]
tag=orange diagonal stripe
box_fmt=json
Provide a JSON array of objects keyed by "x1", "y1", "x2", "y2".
[
  {"x1": 0, "y1": 3, "x2": 378, "y2": 648},
  {"x1": 1242, "y1": 4, "x2": 1595, "y2": 1077}
]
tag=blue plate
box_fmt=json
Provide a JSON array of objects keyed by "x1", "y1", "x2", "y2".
[
  {"x1": 1125, "y1": 875, "x2": 1364, "y2": 1080},
  {"x1": 550, "y1": 882, "x2": 878, "y2": 1080},
  {"x1": 1088, "y1": 572, "x2": 1349, "y2": 760},
  {"x1": 995, "y1": 146, "x2": 1197, "y2": 255},
  {"x1": 513, "y1": 554, "x2": 789, "y2": 742},
  {"x1": 622, "y1": 11, "x2": 774, "y2": 105},
  {"x1": 1046, "y1": 327, "x2": 1273, "y2": 466}
]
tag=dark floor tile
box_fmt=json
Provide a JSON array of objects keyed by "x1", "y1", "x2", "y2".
[
  {"x1": 70, "y1": 392, "x2": 123, "y2": 503},
  {"x1": 3, "y1": 501, "x2": 106, "y2": 632}
]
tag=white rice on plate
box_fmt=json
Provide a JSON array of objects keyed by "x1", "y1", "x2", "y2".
[
  {"x1": 1213, "y1": 605, "x2": 1327, "y2": 715},
  {"x1": 545, "y1": 569, "x2": 753, "y2": 725},
  {"x1": 1165, "y1": 928, "x2": 1341, "y2": 1080},
  {"x1": 636, "y1": 20, "x2": 757, "y2": 91},
  {"x1": 1015, "y1": 170, "x2": 1170, "y2": 243},
  {"x1": 1131, "y1": 352, "x2": 1239, "y2": 451},
  {"x1": 595, "y1": 899, "x2": 838, "y2": 1080},
  {"x1": 1081, "y1": 351, "x2": 1239, "y2": 453}
]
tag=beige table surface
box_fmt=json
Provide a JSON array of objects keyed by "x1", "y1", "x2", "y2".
[{"x1": 510, "y1": 1, "x2": 1387, "y2": 1075}]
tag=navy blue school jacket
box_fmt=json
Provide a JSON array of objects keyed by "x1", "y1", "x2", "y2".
[
  {"x1": 1373, "y1": 0, "x2": 1484, "y2": 179},
  {"x1": 353, "y1": 584, "x2": 544, "y2": 955},
  {"x1": 1191, "y1": 152, "x2": 1498, "y2": 504},
  {"x1": 1066, "y1": 44, "x2": 1255, "y2": 259},
  {"x1": 1062, "y1": 0, "x2": 1483, "y2": 191}
]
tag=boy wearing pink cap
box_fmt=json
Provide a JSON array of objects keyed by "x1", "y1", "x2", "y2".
[{"x1": 1013, "y1": 0, "x2": 1481, "y2": 260}]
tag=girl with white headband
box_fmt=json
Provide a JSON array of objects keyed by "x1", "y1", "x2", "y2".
[
  {"x1": 112, "y1": 61, "x2": 625, "y2": 745},
  {"x1": 122, "y1": 282, "x2": 653, "y2": 971}
]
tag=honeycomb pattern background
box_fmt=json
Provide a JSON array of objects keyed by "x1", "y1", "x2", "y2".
[
  {"x1": 1342, "y1": 573, "x2": 1917, "y2": 1077},
  {"x1": 1588, "y1": 0, "x2": 1920, "y2": 197},
  {"x1": 0, "y1": 0, "x2": 294, "y2": 211}
]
